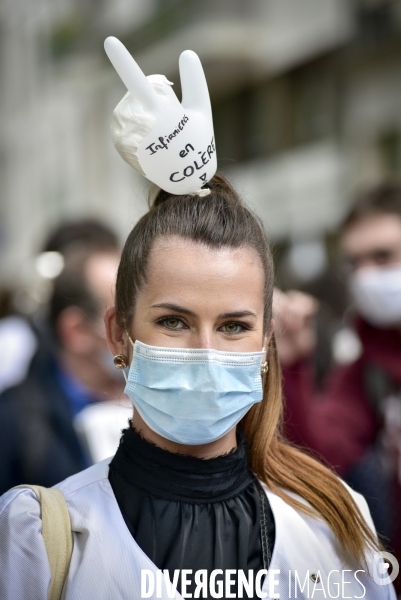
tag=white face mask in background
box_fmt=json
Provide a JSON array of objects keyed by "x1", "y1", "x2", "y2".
[{"x1": 349, "y1": 263, "x2": 401, "y2": 328}]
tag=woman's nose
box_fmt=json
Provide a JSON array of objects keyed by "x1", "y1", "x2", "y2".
[{"x1": 190, "y1": 330, "x2": 214, "y2": 349}]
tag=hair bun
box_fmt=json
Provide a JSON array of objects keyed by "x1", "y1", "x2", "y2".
[{"x1": 149, "y1": 173, "x2": 243, "y2": 209}]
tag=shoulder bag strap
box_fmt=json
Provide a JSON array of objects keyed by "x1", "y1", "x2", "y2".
[{"x1": 11, "y1": 484, "x2": 73, "y2": 600}]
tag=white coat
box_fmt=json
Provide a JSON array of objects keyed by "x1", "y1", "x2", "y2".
[{"x1": 0, "y1": 458, "x2": 397, "y2": 599}]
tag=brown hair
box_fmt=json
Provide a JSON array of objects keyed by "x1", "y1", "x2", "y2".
[
  {"x1": 116, "y1": 173, "x2": 380, "y2": 569},
  {"x1": 342, "y1": 180, "x2": 401, "y2": 232}
]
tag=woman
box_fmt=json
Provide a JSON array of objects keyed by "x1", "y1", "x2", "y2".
[{"x1": 0, "y1": 174, "x2": 396, "y2": 599}]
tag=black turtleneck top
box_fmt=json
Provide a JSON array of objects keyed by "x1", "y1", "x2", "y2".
[{"x1": 108, "y1": 427, "x2": 275, "y2": 598}]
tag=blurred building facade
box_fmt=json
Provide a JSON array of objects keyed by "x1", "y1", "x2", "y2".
[
  {"x1": 0, "y1": 0, "x2": 159, "y2": 301},
  {"x1": 1, "y1": 0, "x2": 401, "y2": 299}
]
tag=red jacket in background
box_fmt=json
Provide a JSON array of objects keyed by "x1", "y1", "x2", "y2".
[{"x1": 282, "y1": 318, "x2": 401, "y2": 475}]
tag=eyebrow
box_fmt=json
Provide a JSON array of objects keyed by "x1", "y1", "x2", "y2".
[
  {"x1": 150, "y1": 303, "x2": 196, "y2": 317},
  {"x1": 218, "y1": 310, "x2": 257, "y2": 320},
  {"x1": 150, "y1": 303, "x2": 257, "y2": 320}
]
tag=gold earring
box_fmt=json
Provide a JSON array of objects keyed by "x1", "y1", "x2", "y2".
[
  {"x1": 113, "y1": 354, "x2": 128, "y2": 369},
  {"x1": 261, "y1": 361, "x2": 268, "y2": 376}
]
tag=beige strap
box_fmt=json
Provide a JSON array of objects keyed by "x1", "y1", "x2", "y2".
[{"x1": 12, "y1": 485, "x2": 73, "y2": 600}]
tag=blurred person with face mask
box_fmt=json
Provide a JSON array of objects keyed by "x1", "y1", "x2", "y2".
[
  {"x1": 0, "y1": 243, "x2": 123, "y2": 496},
  {"x1": 276, "y1": 181, "x2": 401, "y2": 582}
]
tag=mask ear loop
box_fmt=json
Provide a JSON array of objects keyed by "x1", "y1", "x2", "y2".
[{"x1": 121, "y1": 332, "x2": 135, "y2": 383}]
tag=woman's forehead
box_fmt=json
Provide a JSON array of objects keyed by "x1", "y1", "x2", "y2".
[
  {"x1": 149, "y1": 236, "x2": 263, "y2": 277},
  {"x1": 140, "y1": 236, "x2": 265, "y2": 309}
]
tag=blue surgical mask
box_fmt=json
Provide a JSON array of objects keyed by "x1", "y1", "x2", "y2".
[{"x1": 123, "y1": 339, "x2": 265, "y2": 445}]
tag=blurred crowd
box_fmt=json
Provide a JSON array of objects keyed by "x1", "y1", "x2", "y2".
[
  {"x1": 0, "y1": 179, "x2": 401, "y2": 587},
  {"x1": 0, "y1": 219, "x2": 131, "y2": 492},
  {"x1": 274, "y1": 181, "x2": 401, "y2": 583}
]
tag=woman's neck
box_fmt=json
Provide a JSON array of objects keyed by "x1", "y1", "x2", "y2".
[{"x1": 131, "y1": 412, "x2": 238, "y2": 459}]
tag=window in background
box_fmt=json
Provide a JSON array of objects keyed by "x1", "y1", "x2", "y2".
[
  {"x1": 291, "y1": 59, "x2": 338, "y2": 146},
  {"x1": 245, "y1": 77, "x2": 294, "y2": 159},
  {"x1": 378, "y1": 130, "x2": 401, "y2": 177}
]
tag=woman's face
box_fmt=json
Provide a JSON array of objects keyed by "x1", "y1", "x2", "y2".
[
  {"x1": 105, "y1": 234, "x2": 271, "y2": 456},
  {"x1": 130, "y1": 235, "x2": 267, "y2": 352}
]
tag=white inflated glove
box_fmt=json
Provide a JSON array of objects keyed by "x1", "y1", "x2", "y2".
[{"x1": 104, "y1": 37, "x2": 217, "y2": 196}]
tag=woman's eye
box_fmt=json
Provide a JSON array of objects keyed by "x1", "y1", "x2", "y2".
[
  {"x1": 221, "y1": 322, "x2": 244, "y2": 334},
  {"x1": 160, "y1": 317, "x2": 184, "y2": 329}
]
